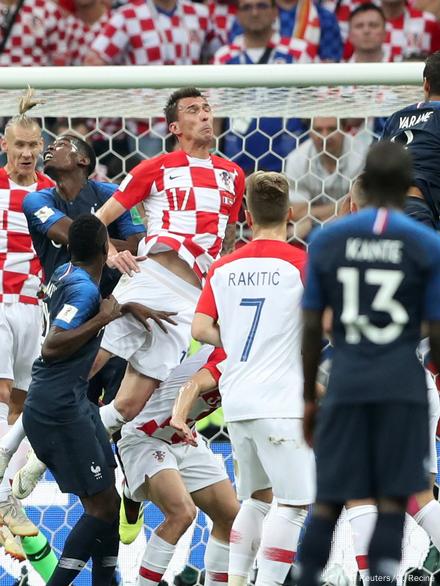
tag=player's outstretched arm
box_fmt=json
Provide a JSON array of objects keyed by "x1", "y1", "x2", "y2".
[
  {"x1": 192, "y1": 312, "x2": 222, "y2": 347},
  {"x1": 302, "y1": 308, "x2": 324, "y2": 447},
  {"x1": 42, "y1": 296, "x2": 122, "y2": 363},
  {"x1": 121, "y1": 302, "x2": 178, "y2": 333},
  {"x1": 170, "y1": 368, "x2": 218, "y2": 446}
]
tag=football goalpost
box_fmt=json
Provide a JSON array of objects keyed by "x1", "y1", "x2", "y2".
[{"x1": 0, "y1": 62, "x2": 433, "y2": 586}]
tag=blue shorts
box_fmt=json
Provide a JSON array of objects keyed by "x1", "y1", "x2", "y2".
[
  {"x1": 315, "y1": 402, "x2": 430, "y2": 503},
  {"x1": 23, "y1": 402, "x2": 116, "y2": 497}
]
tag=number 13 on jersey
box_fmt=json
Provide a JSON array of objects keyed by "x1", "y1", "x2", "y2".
[{"x1": 337, "y1": 267, "x2": 409, "y2": 345}]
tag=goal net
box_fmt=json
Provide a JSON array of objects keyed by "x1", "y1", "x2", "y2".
[{"x1": 0, "y1": 62, "x2": 435, "y2": 586}]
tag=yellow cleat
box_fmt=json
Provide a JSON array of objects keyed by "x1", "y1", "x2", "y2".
[
  {"x1": 119, "y1": 493, "x2": 144, "y2": 545},
  {"x1": 0, "y1": 525, "x2": 26, "y2": 561}
]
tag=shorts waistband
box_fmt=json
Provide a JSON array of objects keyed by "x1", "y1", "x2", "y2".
[{"x1": 139, "y1": 258, "x2": 200, "y2": 303}]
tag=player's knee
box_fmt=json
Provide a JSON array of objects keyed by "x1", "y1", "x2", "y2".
[
  {"x1": 0, "y1": 380, "x2": 11, "y2": 406},
  {"x1": 165, "y1": 498, "x2": 197, "y2": 533},
  {"x1": 211, "y1": 503, "x2": 240, "y2": 539},
  {"x1": 114, "y1": 394, "x2": 142, "y2": 422}
]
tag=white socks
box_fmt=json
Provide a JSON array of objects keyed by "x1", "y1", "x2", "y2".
[
  {"x1": 414, "y1": 499, "x2": 440, "y2": 551},
  {"x1": 346, "y1": 505, "x2": 378, "y2": 583},
  {"x1": 99, "y1": 401, "x2": 127, "y2": 435},
  {"x1": 229, "y1": 498, "x2": 271, "y2": 586},
  {"x1": 0, "y1": 403, "x2": 9, "y2": 437},
  {"x1": 0, "y1": 438, "x2": 30, "y2": 502},
  {"x1": 138, "y1": 532, "x2": 176, "y2": 585},
  {"x1": 0, "y1": 414, "x2": 26, "y2": 455},
  {"x1": 256, "y1": 505, "x2": 307, "y2": 586},
  {"x1": 205, "y1": 535, "x2": 229, "y2": 586}
]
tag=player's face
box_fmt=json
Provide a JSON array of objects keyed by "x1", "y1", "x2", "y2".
[
  {"x1": 43, "y1": 136, "x2": 80, "y2": 173},
  {"x1": 310, "y1": 117, "x2": 343, "y2": 156},
  {"x1": 1, "y1": 125, "x2": 43, "y2": 179},
  {"x1": 349, "y1": 10, "x2": 386, "y2": 52},
  {"x1": 173, "y1": 97, "x2": 214, "y2": 145},
  {"x1": 237, "y1": 0, "x2": 277, "y2": 34}
]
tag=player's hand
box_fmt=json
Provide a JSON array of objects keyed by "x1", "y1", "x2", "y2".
[
  {"x1": 169, "y1": 416, "x2": 198, "y2": 447},
  {"x1": 303, "y1": 401, "x2": 318, "y2": 448},
  {"x1": 107, "y1": 250, "x2": 142, "y2": 276},
  {"x1": 123, "y1": 302, "x2": 178, "y2": 333},
  {"x1": 99, "y1": 295, "x2": 122, "y2": 324}
]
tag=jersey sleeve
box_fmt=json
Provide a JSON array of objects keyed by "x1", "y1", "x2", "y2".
[
  {"x1": 53, "y1": 282, "x2": 99, "y2": 330},
  {"x1": 23, "y1": 190, "x2": 66, "y2": 235},
  {"x1": 424, "y1": 242, "x2": 440, "y2": 321},
  {"x1": 380, "y1": 115, "x2": 394, "y2": 140},
  {"x1": 302, "y1": 233, "x2": 327, "y2": 311},
  {"x1": 195, "y1": 267, "x2": 219, "y2": 320},
  {"x1": 202, "y1": 347, "x2": 227, "y2": 383},
  {"x1": 229, "y1": 166, "x2": 245, "y2": 223},
  {"x1": 96, "y1": 182, "x2": 145, "y2": 238},
  {"x1": 113, "y1": 159, "x2": 161, "y2": 209}
]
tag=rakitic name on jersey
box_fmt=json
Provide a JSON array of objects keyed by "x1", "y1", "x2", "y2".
[
  {"x1": 345, "y1": 238, "x2": 403, "y2": 264},
  {"x1": 228, "y1": 270, "x2": 280, "y2": 287},
  {"x1": 399, "y1": 111, "x2": 433, "y2": 129}
]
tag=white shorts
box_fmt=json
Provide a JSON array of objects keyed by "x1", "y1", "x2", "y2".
[
  {"x1": 101, "y1": 258, "x2": 200, "y2": 381},
  {"x1": 227, "y1": 418, "x2": 316, "y2": 505},
  {"x1": 0, "y1": 303, "x2": 42, "y2": 391},
  {"x1": 426, "y1": 370, "x2": 440, "y2": 474},
  {"x1": 118, "y1": 430, "x2": 228, "y2": 502}
]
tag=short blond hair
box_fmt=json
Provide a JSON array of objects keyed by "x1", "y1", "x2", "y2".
[
  {"x1": 246, "y1": 171, "x2": 289, "y2": 226},
  {"x1": 5, "y1": 87, "x2": 44, "y2": 135}
]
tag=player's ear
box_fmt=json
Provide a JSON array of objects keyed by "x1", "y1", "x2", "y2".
[
  {"x1": 244, "y1": 209, "x2": 253, "y2": 228},
  {"x1": 0, "y1": 138, "x2": 7, "y2": 154},
  {"x1": 77, "y1": 154, "x2": 90, "y2": 172},
  {"x1": 423, "y1": 78, "x2": 430, "y2": 98},
  {"x1": 169, "y1": 121, "x2": 180, "y2": 137}
]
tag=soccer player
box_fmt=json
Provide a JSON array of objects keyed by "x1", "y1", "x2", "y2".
[
  {"x1": 298, "y1": 141, "x2": 440, "y2": 586},
  {"x1": 93, "y1": 87, "x2": 245, "y2": 435},
  {"x1": 381, "y1": 51, "x2": 440, "y2": 229},
  {"x1": 118, "y1": 344, "x2": 239, "y2": 586},
  {"x1": 192, "y1": 171, "x2": 315, "y2": 586},
  {"x1": 22, "y1": 214, "x2": 144, "y2": 586},
  {"x1": 0, "y1": 90, "x2": 60, "y2": 572},
  {"x1": 341, "y1": 177, "x2": 440, "y2": 585},
  {"x1": 0, "y1": 133, "x2": 151, "y2": 490}
]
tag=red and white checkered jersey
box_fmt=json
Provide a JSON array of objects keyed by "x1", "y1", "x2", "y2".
[
  {"x1": 213, "y1": 32, "x2": 312, "y2": 64},
  {"x1": 65, "y1": 10, "x2": 112, "y2": 65},
  {"x1": 207, "y1": 1, "x2": 238, "y2": 53},
  {"x1": 114, "y1": 150, "x2": 245, "y2": 280},
  {"x1": 0, "y1": 169, "x2": 54, "y2": 304},
  {"x1": 90, "y1": 0, "x2": 217, "y2": 65},
  {"x1": 325, "y1": 0, "x2": 440, "y2": 58},
  {"x1": 125, "y1": 345, "x2": 225, "y2": 444},
  {"x1": 196, "y1": 239, "x2": 307, "y2": 422},
  {"x1": 0, "y1": 0, "x2": 68, "y2": 66}
]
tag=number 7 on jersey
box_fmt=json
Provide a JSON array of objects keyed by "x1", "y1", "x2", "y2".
[{"x1": 240, "y1": 298, "x2": 265, "y2": 362}]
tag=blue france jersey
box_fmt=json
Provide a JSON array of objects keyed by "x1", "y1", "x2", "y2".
[
  {"x1": 303, "y1": 208, "x2": 440, "y2": 405},
  {"x1": 25, "y1": 263, "x2": 102, "y2": 423},
  {"x1": 381, "y1": 101, "x2": 440, "y2": 219},
  {"x1": 23, "y1": 180, "x2": 144, "y2": 295}
]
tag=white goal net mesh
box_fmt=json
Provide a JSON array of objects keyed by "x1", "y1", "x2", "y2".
[{"x1": 0, "y1": 64, "x2": 437, "y2": 586}]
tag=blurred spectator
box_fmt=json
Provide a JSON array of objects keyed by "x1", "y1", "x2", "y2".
[
  {"x1": 65, "y1": 0, "x2": 112, "y2": 64},
  {"x1": 0, "y1": 0, "x2": 68, "y2": 66},
  {"x1": 228, "y1": 0, "x2": 343, "y2": 61},
  {"x1": 214, "y1": 0, "x2": 309, "y2": 174},
  {"x1": 85, "y1": 0, "x2": 218, "y2": 65},
  {"x1": 327, "y1": 0, "x2": 440, "y2": 59},
  {"x1": 207, "y1": 0, "x2": 238, "y2": 52},
  {"x1": 347, "y1": 3, "x2": 388, "y2": 61},
  {"x1": 284, "y1": 117, "x2": 371, "y2": 224}
]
